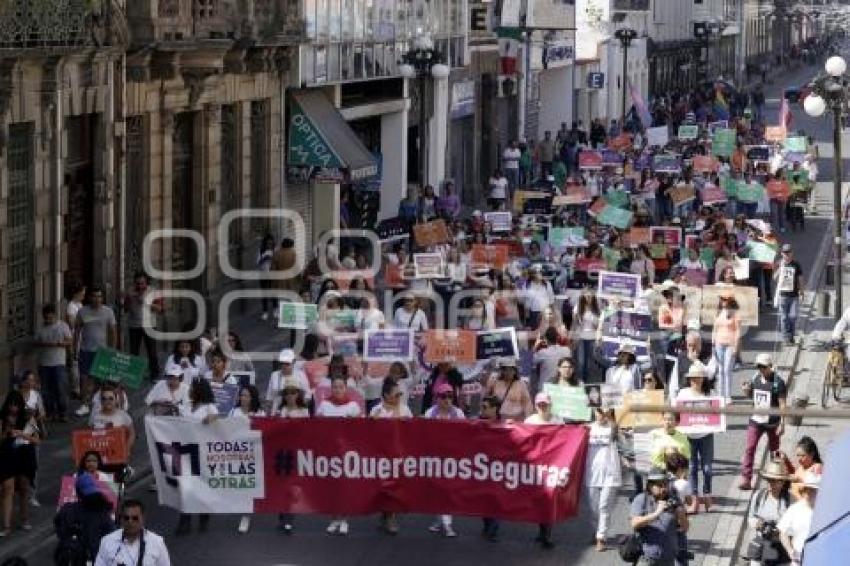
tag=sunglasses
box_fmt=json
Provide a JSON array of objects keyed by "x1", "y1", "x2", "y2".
[
  {"x1": 101, "y1": 396, "x2": 115, "y2": 401},
  {"x1": 643, "y1": 377, "x2": 656, "y2": 383},
  {"x1": 437, "y1": 393, "x2": 451, "y2": 399},
  {"x1": 121, "y1": 515, "x2": 141, "y2": 522}
]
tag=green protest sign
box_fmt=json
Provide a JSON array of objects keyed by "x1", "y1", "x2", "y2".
[
  {"x1": 548, "y1": 226, "x2": 585, "y2": 248},
  {"x1": 784, "y1": 136, "x2": 807, "y2": 152},
  {"x1": 331, "y1": 309, "x2": 358, "y2": 329},
  {"x1": 736, "y1": 181, "x2": 764, "y2": 203},
  {"x1": 597, "y1": 205, "x2": 633, "y2": 230},
  {"x1": 278, "y1": 302, "x2": 319, "y2": 329},
  {"x1": 89, "y1": 348, "x2": 147, "y2": 389},
  {"x1": 711, "y1": 129, "x2": 736, "y2": 158},
  {"x1": 605, "y1": 190, "x2": 630, "y2": 209},
  {"x1": 544, "y1": 384, "x2": 591, "y2": 422},
  {"x1": 678, "y1": 125, "x2": 699, "y2": 140},
  {"x1": 748, "y1": 241, "x2": 777, "y2": 263},
  {"x1": 721, "y1": 175, "x2": 737, "y2": 198}
]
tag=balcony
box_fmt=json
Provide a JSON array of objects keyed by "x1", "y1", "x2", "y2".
[
  {"x1": 612, "y1": 0, "x2": 650, "y2": 11},
  {"x1": 0, "y1": 0, "x2": 129, "y2": 52},
  {"x1": 127, "y1": 0, "x2": 303, "y2": 46}
]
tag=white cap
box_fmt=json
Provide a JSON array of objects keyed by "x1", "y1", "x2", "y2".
[
  {"x1": 278, "y1": 349, "x2": 296, "y2": 363},
  {"x1": 755, "y1": 353, "x2": 773, "y2": 367}
]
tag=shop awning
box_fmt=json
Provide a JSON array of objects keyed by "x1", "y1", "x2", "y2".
[{"x1": 288, "y1": 90, "x2": 378, "y2": 180}]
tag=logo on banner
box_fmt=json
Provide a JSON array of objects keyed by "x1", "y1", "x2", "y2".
[{"x1": 155, "y1": 442, "x2": 201, "y2": 487}]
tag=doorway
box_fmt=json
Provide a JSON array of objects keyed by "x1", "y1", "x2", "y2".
[{"x1": 64, "y1": 115, "x2": 97, "y2": 289}]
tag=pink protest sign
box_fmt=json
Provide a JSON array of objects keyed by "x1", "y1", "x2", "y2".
[{"x1": 674, "y1": 397, "x2": 726, "y2": 434}]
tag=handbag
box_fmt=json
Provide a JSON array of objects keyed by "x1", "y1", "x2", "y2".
[{"x1": 618, "y1": 533, "x2": 643, "y2": 563}]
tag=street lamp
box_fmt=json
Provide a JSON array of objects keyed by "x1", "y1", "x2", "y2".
[
  {"x1": 614, "y1": 28, "x2": 638, "y2": 126},
  {"x1": 804, "y1": 55, "x2": 850, "y2": 320},
  {"x1": 399, "y1": 33, "x2": 448, "y2": 189}
]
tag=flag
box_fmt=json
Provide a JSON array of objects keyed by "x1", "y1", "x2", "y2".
[
  {"x1": 497, "y1": 27, "x2": 522, "y2": 75},
  {"x1": 714, "y1": 86, "x2": 730, "y2": 121},
  {"x1": 780, "y1": 97, "x2": 793, "y2": 129},
  {"x1": 628, "y1": 78, "x2": 652, "y2": 130}
]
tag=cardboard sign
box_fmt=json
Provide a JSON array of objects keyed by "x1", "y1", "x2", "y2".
[
  {"x1": 544, "y1": 384, "x2": 591, "y2": 422},
  {"x1": 711, "y1": 128, "x2": 737, "y2": 157},
  {"x1": 616, "y1": 389, "x2": 666, "y2": 429},
  {"x1": 632, "y1": 432, "x2": 654, "y2": 473},
  {"x1": 579, "y1": 151, "x2": 603, "y2": 169},
  {"x1": 733, "y1": 257, "x2": 750, "y2": 280},
  {"x1": 72, "y1": 428, "x2": 128, "y2": 466},
  {"x1": 652, "y1": 154, "x2": 682, "y2": 173},
  {"x1": 678, "y1": 125, "x2": 699, "y2": 140},
  {"x1": 413, "y1": 253, "x2": 444, "y2": 278},
  {"x1": 692, "y1": 155, "x2": 718, "y2": 173},
  {"x1": 596, "y1": 205, "x2": 634, "y2": 230},
  {"x1": 470, "y1": 244, "x2": 510, "y2": 268},
  {"x1": 650, "y1": 226, "x2": 682, "y2": 248},
  {"x1": 279, "y1": 302, "x2": 319, "y2": 329},
  {"x1": 413, "y1": 219, "x2": 451, "y2": 247},
  {"x1": 700, "y1": 285, "x2": 759, "y2": 326},
  {"x1": 700, "y1": 184, "x2": 727, "y2": 205},
  {"x1": 484, "y1": 211, "x2": 512, "y2": 233},
  {"x1": 765, "y1": 126, "x2": 787, "y2": 142},
  {"x1": 668, "y1": 185, "x2": 696, "y2": 206},
  {"x1": 625, "y1": 227, "x2": 651, "y2": 247},
  {"x1": 363, "y1": 329, "x2": 414, "y2": 362},
  {"x1": 598, "y1": 271, "x2": 642, "y2": 302},
  {"x1": 766, "y1": 179, "x2": 790, "y2": 201},
  {"x1": 674, "y1": 397, "x2": 727, "y2": 434},
  {"x1": 646, "y1": 126, "x2": 669, "y2": 148},
  {"x1": 423, "y1": 330, "x2": 477, "y2": 364},
  {"x1": 89, "y1": 348, "x2": 147, "y2": 390},
  {"x1": 476, "y1": 327, "x2": 519, "y2": 360}
]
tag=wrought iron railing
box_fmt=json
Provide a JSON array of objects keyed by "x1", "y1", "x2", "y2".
[{"x1": 0, "y1": 0, "x2": 127, "y2": 51}]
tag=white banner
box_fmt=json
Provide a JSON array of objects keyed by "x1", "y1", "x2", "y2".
[
  {"x1": 646, "y1": 126, "x2": 669, "y2": 148},
  {"x1": 145, "y1": 416, "x2": 265, "y2": 513}
]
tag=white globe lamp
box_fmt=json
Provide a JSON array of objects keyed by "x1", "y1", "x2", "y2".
[
  {"x1": 803, "y1": 93, "x2": 827, "y2": 118},
  {"x1": 399, "y1": 63, "x2": 415, "y2": 79},
  {"x1": 825, "y1": 55, "x2": 847, "y2": 77},
  {"x1": 430, "y1": 63, "x2": 450, "y2": 79}
]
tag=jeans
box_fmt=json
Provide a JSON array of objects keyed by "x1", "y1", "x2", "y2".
[
  {"x1": 39, "y1": 365, "x2": 68, "y2": 418},
  {"x1": 740, "y1": 201, "x2": 758, "y2": 218},
  {"x1": 688, "y1": 435, "x2": 714, "y2": 494},
  {"x1": 778, "y1": 294, "x2": 799, "y2": 341},
  {"x1": 576, "y1": 339, "x2": 597, "y2": 383},
  {"x1": 587, "y1": 485, "x2": 617, "y2": 539},
  {"x1": 769, "y1": 199, "x2": 786, "y2": 232},
  {"x1": 726, "y1": 197, "x2": 738, "y2": 218},
  {"x1": 504, "y1": 168, "x2": 519, "y2": 191},
  {"x1": 741, "y1": 423, "x2": 781, "y2": 480},
  {"x1": 482, "y1": 517, "x2": 500, "y2": 539},
  {"x1": 713, "y1": 344, "x2": 736, "y2": 399},
  {"x1": 129, "y1": 327, "x2": 161, "y2": 379}
]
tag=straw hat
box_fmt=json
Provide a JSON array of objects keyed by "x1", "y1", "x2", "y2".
[{"x1": 758, "y1": 460, "x2": 790, "y2": 481}]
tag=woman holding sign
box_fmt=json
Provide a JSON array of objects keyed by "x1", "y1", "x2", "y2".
[
  {"x1": 675, "y1": 363, "x2": 717, "y2": 514},
  {"x1": 424, "y1": 382, "x2": 465, "y2": 537},
  {"x1": 88, "y1": 383, "x2": 135, "y2": 460},
  {"x1": 585, "y1": 407, "x2": 621, "y2": 552},
  {"x1": 0, "y1": 391, "x2": 41, "y2": 536}
]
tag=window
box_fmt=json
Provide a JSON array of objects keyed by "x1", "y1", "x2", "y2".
[{"x1": 6, "y1": 123, "x2": 34, "y2": 342}]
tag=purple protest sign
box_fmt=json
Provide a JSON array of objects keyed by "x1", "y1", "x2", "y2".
[
  {"x1": 597, "y1": 270, "x2": 641, "y2": 302},
  {"x1": 363, "y1": 329, "x2": 415, "y2": 362},
  {"x1": 600, "y1": 149, "x2": 624, "y2": 167}
]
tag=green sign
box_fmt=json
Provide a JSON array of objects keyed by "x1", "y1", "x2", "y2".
[
  {"x1": 288, "y1": 100, "x2": 344, "y2": 169},
  {"x1": 678, "y1": 125, "x2": 699, "y2": 140},
  {"x1": 278, "y1": 302, "x2": 319, "y2": 329},
  {"x1": 748, "y1": 241, "x2": 777, "y2": 263},
  {"x1": 602, "y1": 247, "x2": 621, "y2": 270},
  {"x1": 597, "y1": 204, "x2": 633, "y2": 230},
  {"x1": 711, "y1": 129, "x2": 736, "y2": 158},
  {"x1": 605, "y1": 190, "x2": 630, "y2": 209},
  {"x1": 544, "y1": 384, "x2": 591, "y2": 422},
  {"x1": 699, "y1": 247, "x2": 716, "y2": 270},
  {"x1": 331, "y1": 309, "x2": 358, "y2": 330},
  {"x1": 736, "y1": 181, "x2": 764, "y2": 203},
  {"x1": 784, "y1": 136, "x2": 807, "y2": 153},
  {"x1": 548, "y1": 226, "x2": 585, "y2": 248},
  {"x1": 89, "y1": 348, "x2": 147, "y2": 389},
  {"x1": 721, "y1": 175, "x2": 737, "y2": 198}
]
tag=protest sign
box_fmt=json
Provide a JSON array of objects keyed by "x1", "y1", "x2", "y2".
[
  {"x1": 329, "y1": 334, "x2": 360, "y2": 357},
  {"x1": 733, "y1": 257, "x2": 750, "y2": 280},
  {"x1": 423, "y1": 330, "x2": 477, "y2": 364},
  {"x1": 211, "y1": 382, "x2": 240, "y2": 415},
  {"x1": 700, "y1": 285, "x2": 759, "y2": 326},
  {"x1": 512, "y1": 190, "x2": 541, "y2": 214},
  {"x1": 555, "y1": 183, "x2": 591, "y2": 206},
  {"x1": 413, "y1": 253, "x2": 444, "y2": 279},
  {"x1": 600, "y1": 309, "x2": 652, "y2": 342},
  {"x1": 747, "y1": 240, "x2": 777, "y2": 263},
  {"x1": 413, "y1": 219, "x2": 451, "y2": 247},
  {"x1": 736, "y1": 181, "x2": 765, "y2": 202},
  {"x1": 683, "y1": 269, "x2": 709, "y2": 287},
  {"x1": 678, "y1": 125, "x2": 699, "y2": 140},
  {"x1": 692, "y1": 155, "x2": 718, "y2": 173},
  {"x1": 599, "y1": 338, "x2": 650, "y2": 361},
  {"x1": 251, "y1": 418, "x2": 589, "y2": 523},
  {"x1": 668, "y1": 185, "x2": 695, "y2": 206},
  {"x1": 632, "y1": 432, "x2": 653, "y2": 474},
  {"x1": 764, "y1": 126, "x2": 786, "y2": 142},
  {"x1": 476, "y1": 328, "x2": 519, "y2": 360},
  {"x1": 608, "y1": 134, "x2": 633, "y2": 152},
  {"x1": 548, "y1": 226, "x2": 586, "y2": 249},
  {"x1": 674, "y1": 397, "x2": 727, "y2": 434},
  {"x1": 616, "y1": 390, "x2": 666, "y2": 429},
  {"x1": 585, "y1": 385, "x2": 602, "y2": 408},
  {"x1": 784, "y1": 136, "x2": 807, "y2": 152},
  {"x1": 708, "y1": 121, "x2": 728, "y2": 134},
  {"x1": 598, "y1": 271, "x2": 641, "y2": 302},
  {"x1": 720, "y1": 175, "x2": 737, "y2": 198},
  {"x1": 746, "y1": 145, "x2": 771, "y2": 162},
  {"x1": 700, "y1": 183, "x2": 727, "y2": 204},
  {"x1": 146, "y1": 417, "x2": 265, "y2": 514},
  {"x1": 600, "y1": 149, "x2": 624, "y2": 167},
  {"x1": 544, "y1": 384, "x2": 591, "y2": 422},
  {"x1": 574, "y1": 257, "x2": 607, "y2": 275},
  {"x1": 604, "y1": 190, "x2": 630, "y2": 209},
  {"x1": 89, "y1": 348, "x2": 147, "y2": 389},
  {"x1": 484, "y1": 211, "x2": 512, "y2": 233},
  {"x1": 329, "y1": 309, "x2": 358, "y2": 331},
  {"x1": 72, "y1": 428, "x2": 128, "y2": 466},
  {"x1": 711, "y1": 128, "x2": 736, "y2": 157},
  {"x1": 766, "y1": 179, "x2": 790, "y2": 201},
  {"x1": 376, "y1": 217, "x2": 408, "y2": 241},
  {"x1": 278, "y1": 302, "x2": 319, "y2": 329},
  {"x1": 522, "y1": 195, "x2": 553, "y2": 215},
  {"x1": 599, "y1": 384, "x2": 624, "y2": 410},
  {"x1": 470, "y1": 244, "x2": 510, "y2": 268},
  {"x1": 625, "y1": 227, "x2": 651, "y2": 247},
  {"x1": 363, "y1": 329, "x2": 414, "y2": 362},
  {"x1": 684, "y1": 234, "x2": 700, "y2": 250},
  {"x1": 646, "y1": 126, "x2": 669, "y2": 148},
  {"x1": 650, "y1": 226, "x2": 682, "y2": 248},
  {"x1": 58, "y1": 474, "x2": 118, "y2": 511},
  {"x1": 596, "y1": 205, "x2": 633, "y2": 230},
  {"x1": 579, "y1": 151, "x2": 603, "y2": 169},
  {"x1": 652, "y1": 154, "x2": 682, "y2": 173}
]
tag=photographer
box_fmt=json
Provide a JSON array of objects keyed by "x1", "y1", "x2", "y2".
[
  {"x1": 94, "y1": 499, "x2": 170, "y2": 566},
  {"x1": 745, "y1": 461, "x2": 792, "y2": 565},
  {"x1": 630, "y1": 467, "x2": 689, "y2": 566}
]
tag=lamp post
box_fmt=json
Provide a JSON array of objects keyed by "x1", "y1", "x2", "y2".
[
  {"x1": 803, "y1": 55, "x2": 849, "y2": 320},
  {"x1": 399, "y1": 34, "x2": 449, "y2": 189},
  {"x1": 614, "y1": 28, "x2": 637, "y2": 126}
]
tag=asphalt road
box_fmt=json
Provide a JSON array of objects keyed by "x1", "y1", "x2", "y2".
[{"x1": 9, "y1": 56, "x2": 846, "y2": 566}]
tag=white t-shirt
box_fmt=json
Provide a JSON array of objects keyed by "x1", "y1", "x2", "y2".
[
  {"x1": 163, "y1": 355, "x2": 204, "y2": 383},
  {"x1": 266, "y1": 369, "x2": 312, "y2": 407},
  {"x1": 524, "y1": 413, "x2": 561, "y2": 425},
  {"x1": 393, "y1": 308, "x2": 428, "y2": 331},
  {"x1": 489, "y1": 176, "x2": 508, "y2": 200},
  {"x1": 777, "y1": 500, "x2": 814, "y2": 557},
  {"x1": 280, "y1": 406, "x2": 310, "y2": 418},
  {"x1": 369, "y1": 402, "x2": 413, "y2": 419},
  {"x1": 145, "y1": 381, "x2": 191, "y2": 409},
  {"x1": 179, "y1": 402, "x2": 219, "y2": 422},
  {"x1": 316, "y1": 400, "x2": 361, "y2": 417},
  {"x1": 94, "y1": 528, "x2": 171, "y2": 566},
  {"x1": 89, "y1": 409, "x2": 132, "y2": 429},
  {"x1": 356, "y1": 308, "x2": 386, "y2": 331},
  {"x1": 585, "y1": 422, "x2": 622, "y2": 487}
]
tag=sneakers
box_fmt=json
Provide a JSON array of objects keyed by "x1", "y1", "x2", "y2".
[
  {"x1": 443, "y1": 525, "x2": 457, "y2": 538},
  {"x1": 75, "y1": 404, "x2": 90, "y2": 417},
  {"x1": 384, "y1": 515, "x2": 399, "y2": 535},
  {"x1": 326, "y1": 520, "x2": 341, "y2": 534},
  {"x1": 282, "y1": 523, "x2": 293, "y2": 535},
  {"x1": 29, "y1": 495, "x2": 40, "y2": 507},
  {"x1": 238, "y1": 516, "x2": 251, "y2": 534},
  {"x1": 428, "y1": 521, "x2": 442, "y2": 533},
  {"x1": 338, "y1": 520, "x2": 349, "y2": 535}
]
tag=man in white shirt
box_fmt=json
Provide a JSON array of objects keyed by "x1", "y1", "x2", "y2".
[
  {"x1": 502, "y1": 140, "x2": 521, "y2": 191},
  {"x1": 95, "y1": 499, "x2": 170, "y2": 566},
  {"x1": 778, "y1": 472, "x2": 819, "y2": 565}
]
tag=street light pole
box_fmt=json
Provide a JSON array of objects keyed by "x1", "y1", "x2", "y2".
[
  {"x1": 834, "y1": 107, "x2": 844, "y2": 318},
  {"x1": 614, "y1": 28, "x2": 638, "y2": 126}
]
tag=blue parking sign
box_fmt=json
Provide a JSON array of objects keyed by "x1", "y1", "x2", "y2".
[{"x1": 587, "y1": 72, "x2": 605, "y2": 89}]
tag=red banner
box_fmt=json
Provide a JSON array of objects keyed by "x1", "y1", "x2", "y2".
[
  {"x1": 252, "y1": 418, "x2": 588, "y2": 523},
  {"x1": 72, "y1": 428, "x2": 128, "y2": 466}
]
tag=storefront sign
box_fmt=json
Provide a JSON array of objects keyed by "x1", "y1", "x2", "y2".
[
  {"x1": 587, "y1": 72, "x2": 605, "y2": 89},
  {"x1": 288, "y1": 100, "x2": 344, "y2": 169}
]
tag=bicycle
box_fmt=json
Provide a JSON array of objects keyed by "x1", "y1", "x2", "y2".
[{"x1": 822, "y1": 340, "x2": 846, "y2": 407}]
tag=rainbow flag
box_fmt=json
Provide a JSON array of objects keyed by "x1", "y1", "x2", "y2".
[
  {"x1": 714, "y1": 87, "x2": 730, "y2": 120},
  {"x1": 628, "y1": 78, "x2": 652, "y2": 130}
]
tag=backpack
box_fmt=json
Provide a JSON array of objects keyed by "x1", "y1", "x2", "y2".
[{"x1": 53, "y1": 521, "x2": 89, "y2": 566}]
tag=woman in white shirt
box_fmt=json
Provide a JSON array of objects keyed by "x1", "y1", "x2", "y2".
[
  {"x1": 393, "y1": 296, "x2": 428, "y2": 331},
  {"x1": 423, "y1": 383, "x2": 464, "y2": 537},
  {"x1": 228, "y1": 385, "x2": 265, "y2": 534},
  {"x1": 523, "y1": 392, "x2": 560, "y2": 549},
  {"x1": 585, "y1": 407, "x2": 622, "y2": 552},
  {"x1": 674, "y1": 362, "x2": 717, "y2": 514},
  {"x1": 524, "y1": 266, "x2": 555, "y2": 329},
  {"x1": 573, "y1": 293, "x2": 601, "y2": 383},
  {"x1": 145, "y1": 369, "x2": 190, "y2": 415},
  {"x1": 778, "y1": 473, "x2": 819, "y2": 565},
  {"x1": 316, "y1": 376, "x2": 361, "y2": 536},
  {"x1": 176, "y1": 379, "x2": 219, "y2": 535},
  {"x1": 163, "y1": 339, "x2": 205, "y2": 383},
  {"x1": 355, "y1": 295, "x2": 385, "y2": 331},
  {"x1": 604, "y1": 344, "x2": 641, "y2": 394}
]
